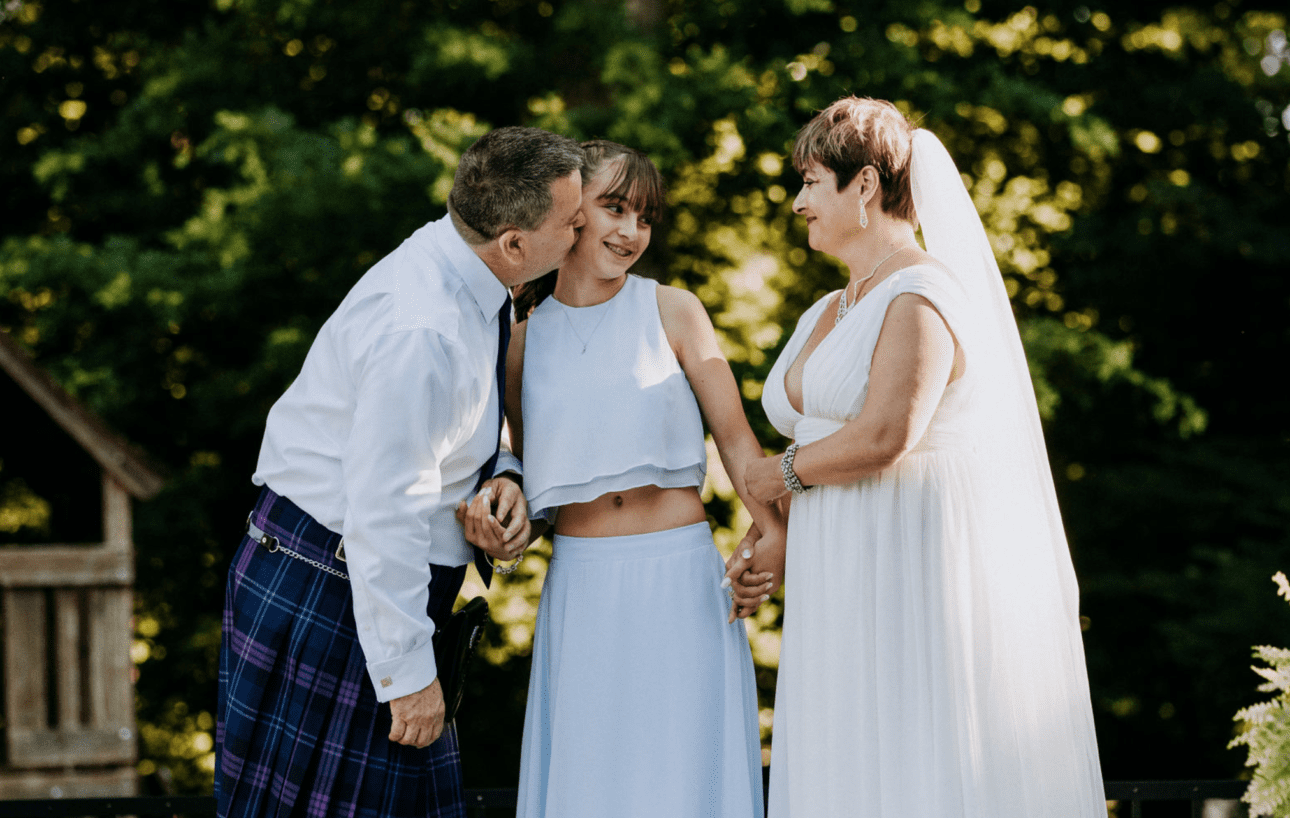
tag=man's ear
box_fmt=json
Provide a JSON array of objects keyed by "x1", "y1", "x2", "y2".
[{"x1": 495, "y1": 227, "x2": 526, "y2": 267}]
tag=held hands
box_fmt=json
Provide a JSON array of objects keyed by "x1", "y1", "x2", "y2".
[
  {"x1": 456, "y1": 475, "x2": 530, "y2": 563},
  {"x1": 722, "y1": 523, "x2": 787, "y2": 623},
  {"x1": 397, "y1": 479, "x2": 529, "y2": 747},
  {"x1": 389, "y1": 677, "x2": 446, "y2": 748},
  {"x1": 745, "y1": 453, "x2": 790, "y2": 504}
]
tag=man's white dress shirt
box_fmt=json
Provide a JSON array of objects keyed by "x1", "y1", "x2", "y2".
[{"x1": 253, "y1": 215, "x2": 519, "y2": 703}]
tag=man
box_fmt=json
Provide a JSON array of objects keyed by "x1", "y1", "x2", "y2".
[{"x1": 216, "y1": 127, "x2": 585, "y2": 818}]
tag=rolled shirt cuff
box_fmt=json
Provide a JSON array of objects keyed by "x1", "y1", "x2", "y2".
[{"x1": 366, "y1": 634, "x2": 438, "y2": 703}]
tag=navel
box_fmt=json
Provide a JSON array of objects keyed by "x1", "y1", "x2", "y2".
[{"x1": 613, "y1": 494, "x2": 624, "y2": 508}]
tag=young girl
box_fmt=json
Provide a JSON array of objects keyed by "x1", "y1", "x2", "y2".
[{"x1": 506, "y1": 141, "x2": 782, "y2": 817}]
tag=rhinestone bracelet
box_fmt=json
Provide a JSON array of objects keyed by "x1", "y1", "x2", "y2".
[{"x1": 781, "y1": 442, "x2": 807, "y2": 494}]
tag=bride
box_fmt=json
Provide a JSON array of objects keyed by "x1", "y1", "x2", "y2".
[{"x1": 729, "y1": 97, "x2": 1107, "y2": 816}]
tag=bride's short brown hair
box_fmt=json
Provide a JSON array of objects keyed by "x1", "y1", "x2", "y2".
[{"x1": 792, "y1": 97, "x2": 916, "y2": 223}]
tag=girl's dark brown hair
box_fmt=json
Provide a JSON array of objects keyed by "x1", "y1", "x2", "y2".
[{"x1": 513, "y1": 140, "x2": 666, "y2": 320}]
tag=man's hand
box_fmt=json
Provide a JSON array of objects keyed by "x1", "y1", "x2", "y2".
[
  {"x1": 456, "y1": 475, "x2": 531, "y2": 563},
  {"x1": 389, "y1": 678, "x2": 446, "y2": 748},
  {"x1": 723, "y1": 524, "x2": 787, "y2": 623}
]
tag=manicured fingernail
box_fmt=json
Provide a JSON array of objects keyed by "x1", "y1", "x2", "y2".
[
  {"x1": 720, "y1": 577, "x2": 732, "y2": 589},
  {"x1": 742, "y1": 549, "x2": 753, "y2": 559},
  {"x1": 760, "y1": 594, "x2": 770, "y2": 602}
]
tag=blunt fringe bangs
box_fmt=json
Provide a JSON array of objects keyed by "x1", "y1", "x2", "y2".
[
  {"x1": 581, "y1": 140, "x2": 667, "y2": 224},
  {"x1": 792, "y1": 97, "x2": 916, "y2": 222}
]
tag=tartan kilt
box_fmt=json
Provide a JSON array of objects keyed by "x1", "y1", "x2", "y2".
[{"x1": 217, "y1": 487, "x2": 467, "y2": 818}]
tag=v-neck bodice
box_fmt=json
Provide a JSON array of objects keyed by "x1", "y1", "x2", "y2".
[{"x1": 763, "y1": 265, "x2": 975, "y2": 446}]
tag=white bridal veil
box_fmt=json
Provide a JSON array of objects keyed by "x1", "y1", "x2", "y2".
[
  {"x1": 910, "y1": 129, "x2": 1080, "y2": 619},
  {"x1": 910, "y1": 129, "x2": 1106, "y2": 811}
]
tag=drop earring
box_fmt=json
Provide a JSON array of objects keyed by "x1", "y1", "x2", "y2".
[{"x1": 859, "y1": 200, "x2": 868, "y2": 229}]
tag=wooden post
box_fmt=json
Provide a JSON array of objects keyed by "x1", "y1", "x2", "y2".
[
  {"x1": 3, "y1": 589, "x2": 50, "y2": 736},
  {"x1": 86, "y1": 587, "x2": 136, "y2": 740},
  {"x1": 55, "y1": 589, "x2": 84, "y2": 728},
  {"x1": 103, "y1": 474, "x2": 132, "y2": 552}
]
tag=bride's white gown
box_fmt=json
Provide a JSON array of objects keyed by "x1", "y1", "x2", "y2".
[{"x1": 762, "y1": 266, "x2": 1106, "y2": 817}]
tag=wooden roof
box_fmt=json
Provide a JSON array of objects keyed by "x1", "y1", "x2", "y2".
[{"x1": 0, "y1": 330, "x2": 164, "y2": 500}]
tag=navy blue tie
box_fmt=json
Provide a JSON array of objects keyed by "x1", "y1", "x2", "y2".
[{"x1": 472, "y1": 293, "x2": 512, "y2": 588}]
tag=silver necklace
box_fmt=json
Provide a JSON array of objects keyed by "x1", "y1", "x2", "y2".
[
  {"x1": 835, "y1": 246, "x2": 908, "y2": 326},
  {"x1": 562, "y1": 304, "x2": 609, "y2": 354}
]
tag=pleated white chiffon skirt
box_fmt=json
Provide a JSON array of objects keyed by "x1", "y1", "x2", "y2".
[
  {"x1": 516, "y1": 522, "x2": 764, "y2": 818},
  {"x1": 768, "y1": 444, "x2": 1105, "y2": 818}
]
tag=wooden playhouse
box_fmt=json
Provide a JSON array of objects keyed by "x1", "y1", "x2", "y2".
[{"x1": 0, "y1": 330, "x2": 163, "y2": 798}]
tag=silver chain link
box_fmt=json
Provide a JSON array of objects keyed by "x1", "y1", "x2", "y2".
[
  {"x1": 249, "y1": 516, "x2": 520, "y2": 581},
  {"x1": 249, "y1": 515, "x2": 350, "y2": 581},
  {"x1": 269, "y1": 542, "x2": 350, "y2": 581}
]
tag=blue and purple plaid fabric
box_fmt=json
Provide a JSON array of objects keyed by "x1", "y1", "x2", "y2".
[{"x1": 217, "y1": 486, "x2": 467, "y2": 818}]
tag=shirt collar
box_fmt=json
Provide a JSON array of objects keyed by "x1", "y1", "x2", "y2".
[{"x1": 429, "y1": 215, "x2": 509, "y2": 323}]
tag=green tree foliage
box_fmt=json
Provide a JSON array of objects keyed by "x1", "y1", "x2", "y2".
[{"x1": 1, "y1": 0, "x2": 1288, "y2": 792}]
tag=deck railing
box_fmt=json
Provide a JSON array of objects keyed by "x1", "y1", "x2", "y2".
[
  {"x1": 1104, "y1": 780, "x2": 1248, "y2": 818},
  {"x1": 0, "y1": 780, "x2": 1251, "y2": 817}
]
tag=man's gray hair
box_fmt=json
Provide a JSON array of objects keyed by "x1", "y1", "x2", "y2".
[{"x1": 448, "y1": 127, "x2": 585, "y2": 244}]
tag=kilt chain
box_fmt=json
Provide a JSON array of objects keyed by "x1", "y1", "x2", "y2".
[{"x1": 247, "y1": 514, "x2": 350, "y2": 581}]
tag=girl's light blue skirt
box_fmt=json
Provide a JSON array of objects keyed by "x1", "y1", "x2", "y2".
[{"x1": 516, "y1": 522, "x2": 764, "y2": 818}]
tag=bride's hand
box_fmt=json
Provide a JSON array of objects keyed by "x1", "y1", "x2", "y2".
[
  {"x1": 750, "y1": 528, "x2": 786, "y2": 594},
  {"x1": 745, "y1": 454, "x2": 790, "y2": 504}
]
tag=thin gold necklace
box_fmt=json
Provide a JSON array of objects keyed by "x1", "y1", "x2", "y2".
[
  {"x1": 561, "y1": 303, "x2": 610, "y2": 354},
  {"x1": 555, "y1": 275, "x2": 626, "y2": 353}
]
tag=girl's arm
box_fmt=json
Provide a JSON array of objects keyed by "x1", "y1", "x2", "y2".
[
  {"x1": 503, "y1": 319, "x2": 527, "y2": 462},
  {"x1": 460, "y1": 319, "x2": 544, "y2": 549},
  {"x1": 657, "y1": 285, "x2": 787, "y2": 582},
  {"x1": 502, "y1": 319, "x2": 551, "y2": 544}
]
